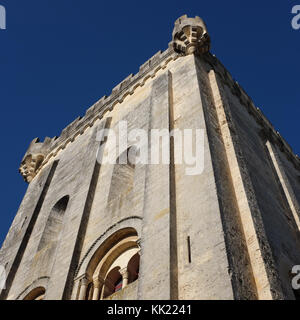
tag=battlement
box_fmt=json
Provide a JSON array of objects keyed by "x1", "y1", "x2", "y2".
[
  {"x1": 19, "y1": 15, "x2": 300, "y2": 183},
  {"x1": 19, "y1": 44, "x2": 179, "y2": 182},
  {"x1": 5, "y1": 14, "x2": 300, "y2": 303}
]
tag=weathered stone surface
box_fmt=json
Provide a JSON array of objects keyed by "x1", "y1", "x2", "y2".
[
  {"x1": 1, "y1": 15, "x2": 300, "y2": 300},
  {"x1": 172, "y1": 15, "x2": 210, "y2": 55}
]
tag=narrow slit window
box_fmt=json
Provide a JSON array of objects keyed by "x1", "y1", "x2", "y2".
[{"x1": 187, "y1": 236, "x2": 191, "y2": 263}]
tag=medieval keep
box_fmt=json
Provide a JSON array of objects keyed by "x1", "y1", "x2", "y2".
[{"x1": 1, "y1": 15, "x2": 300, "y2": 300}]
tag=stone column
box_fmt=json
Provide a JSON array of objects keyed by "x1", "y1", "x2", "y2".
[
  {"x1": 92, "y1": 278, "x2": 103, "y2": 300},
  {"x1": 100, "y1": 283, "x2": 105, "y2": 300},
  {"x1": 119, "y1": 268, "x2": 129, "y2": 288},
  {"x1": 78, "y1": 277, "x2": 88, "y2": 300}
]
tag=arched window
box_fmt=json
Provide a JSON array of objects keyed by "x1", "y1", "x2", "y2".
[
  {"x1": 77, "y1": 228, "x2": 140, "y2": 300},
  {"x1": 107, "y1": 147, "x2": 136, "y2": 217},
  {"x1": 23, "y1": 287, "x2": 45, "y2": 300},
  {"x1": 38, "y1": 196, "x2": 69, "y2": 251},
  {"x1": 36, "y1": 196, "x2": 69, "y2": 273}
]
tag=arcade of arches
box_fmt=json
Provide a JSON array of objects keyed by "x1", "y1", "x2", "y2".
[{"x1": 76, "y1": 228, "x2": 140, "y2": 300}]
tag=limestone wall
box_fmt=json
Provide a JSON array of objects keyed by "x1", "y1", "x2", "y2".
[
  {"x1": 223, "y1": 81, "x2": 300, "y2": 299},
  {"x1": 1, "y1": 17, "x2": 300, "y2": 300}
]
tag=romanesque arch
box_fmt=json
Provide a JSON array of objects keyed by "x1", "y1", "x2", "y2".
[
  {"x1": 38, "y1": 196, "x2": 69, "y2": 251},
  {"x1": 16, "y1": 276, "x2": 49, "y2": 300},
  {"x1": 107, "y1": 147, "x2": 137, "y2": 217},
  {"x1": 35, "y1": 196, "x2": 69, "y2": 275},
  {"x1": 23, "y1": 287, "x2": 45, "y2": 300},
  {"x1": 75, "y1": 227, "x2": 140, "y2": 300}
]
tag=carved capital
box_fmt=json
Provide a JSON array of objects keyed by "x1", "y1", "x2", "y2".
[
  {"x1": 172, "y1": 15, "x2": 210, "y2": 56},
  {"x1": 80, "y1": 276, "x2": 89, "y2": 287},
  {"x1": 119, "y1": 267, "x2": 129, "y2": 279},
  {"x1": 93, "y1": 277, "x2": 104, "y2": 288}
]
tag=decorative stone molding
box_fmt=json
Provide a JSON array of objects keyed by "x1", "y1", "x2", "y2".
[
  {"x1": 74, "y1": 216, "x2": 142, "y2": 278},
  {"x1": 16, "y1": 276, "x2": 49, "y2": 300},
  {"x1": 172, "y1": 15, "x2": 210, "y2": 55},
  {"x1": 19, "y1": 48, "x2": 179, "y2": 182}
]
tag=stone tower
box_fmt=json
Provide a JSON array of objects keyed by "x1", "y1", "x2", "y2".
[{"x1": 1, "y1": 15, "x2": 300, "y2": 300}]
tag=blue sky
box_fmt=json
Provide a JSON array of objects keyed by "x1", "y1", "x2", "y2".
[{"x1": 0, "y1": 1, "x2": 299, "y2": 246}]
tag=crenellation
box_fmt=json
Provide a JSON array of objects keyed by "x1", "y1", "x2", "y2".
[
  {"x1": 111, "y1": 74, "x2": 134, "y2": 95},
  {"x1": 18, "y1": 47, "x2": 178, "y2": 179},
  {"x1": 4, "y1": 15, "x2": 300, "y2": 301},
  {"x1": 59, "y1": 117, "x2": 82, "y2": 141},
  {"x1": 91, "y1": 95, "x2": 108, "y2": 114},
  {"x1": 139, "y1": 60, "x2": 151, "y2": 73},
  {"x1": 18, "y1": 41, "x2": 300, "y2": 183}
]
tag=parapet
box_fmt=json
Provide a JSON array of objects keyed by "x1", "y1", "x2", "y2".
[
  {"x1": 18, "y1": 14, "x2": 300, "y2": 182},
  {"x1": 18, "y1": 46, "x2": 178, "y2": 182}
]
